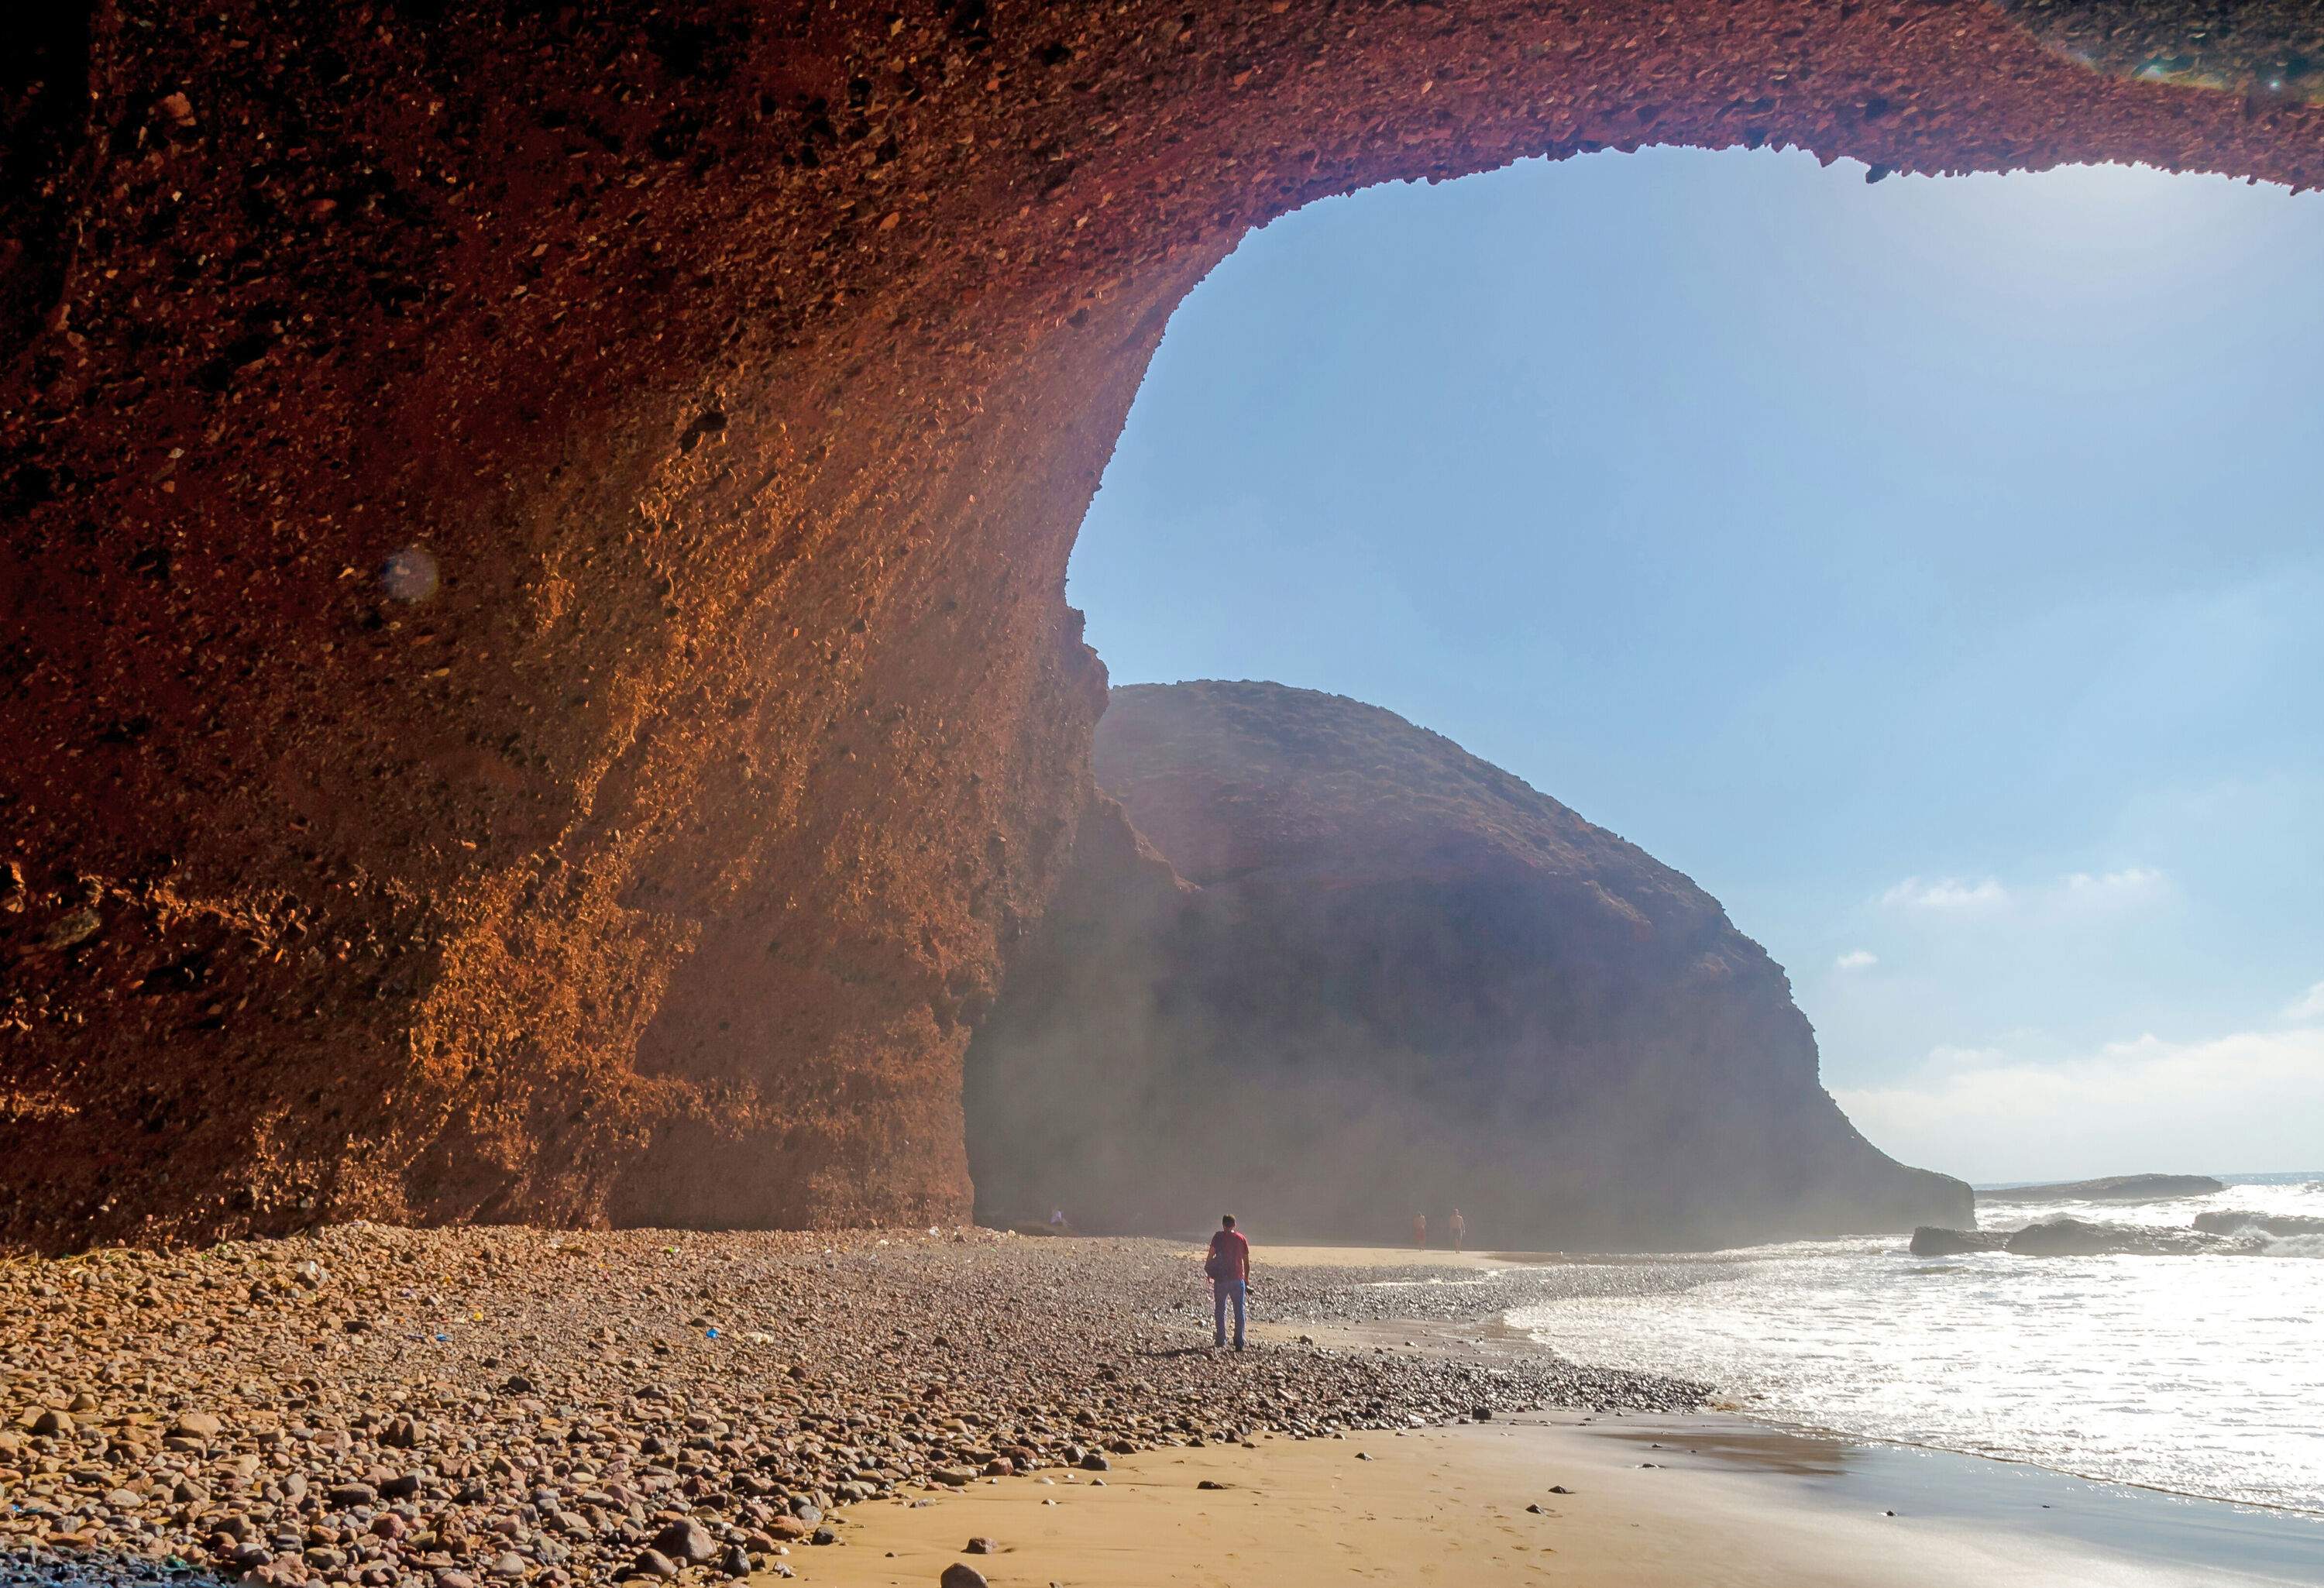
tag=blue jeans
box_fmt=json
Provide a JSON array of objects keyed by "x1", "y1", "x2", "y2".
[{"x1": 1213, "y1": 1277, "x2": 1246, "y2": 1348}]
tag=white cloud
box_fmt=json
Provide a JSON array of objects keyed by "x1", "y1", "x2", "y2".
[
  {"x1": 1835, "y1": 949, "x2": 1879, "y2": 971},
  {"x1": 1875, "y1": 867, "x2": 2167, "y2": 916},
  {"x1": 1880, "y1": 877, "x2": 2008, "y2": 911},
  {"x1": 2288, "y1": 982, "x2": 2324, "y2": 1022},
  {"x1": 1835, "y1": 1026, "x2": 2324, "y2": 1185},
  {"x1": 2061, "y1": 866, "x2": 2167, "y2": 901}
]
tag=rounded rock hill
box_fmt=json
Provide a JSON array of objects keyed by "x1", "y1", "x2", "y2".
[{"x1": 968, "y1": 682, "x2": 1969, "y2": 1248}]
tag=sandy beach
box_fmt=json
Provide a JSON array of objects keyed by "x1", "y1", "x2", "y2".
[{"x1": 799, "y1": 1414, "x2": 2316, "y2": 1588}]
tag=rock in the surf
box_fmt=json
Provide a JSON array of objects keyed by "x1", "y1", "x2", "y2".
[{"x1": 1909, "y1": 1226, "x2": 2008, "y2": 1256}]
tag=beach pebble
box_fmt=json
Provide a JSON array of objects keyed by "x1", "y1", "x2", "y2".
[
  {"x1": 940, "y1": 1566, "x2": 991, "y2": 1588},
  {"x1": 964, "y1": 1535, "x2": 998, "y2": 1553},
  {"x1": 651, "y1": 1519, "x2": 717, "y2": 1564}
]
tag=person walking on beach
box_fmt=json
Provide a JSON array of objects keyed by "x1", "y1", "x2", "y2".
[
  {"x1": 1412, "y1": 1212, "x2": 1427, "y2": 1250},
  {"x1": 1205, "y1": 1215, "x2": 1251, "y2": 1350},
  {"x1": 1449, "y1": 1208, "x2": 1466, "y2": 1253}
]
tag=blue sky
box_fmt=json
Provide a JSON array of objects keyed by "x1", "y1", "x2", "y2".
[{"x1": 1067, "y1": 146, "x2": 2324, "y2": 1184}]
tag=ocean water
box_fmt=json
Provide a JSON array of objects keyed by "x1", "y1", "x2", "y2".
[{"x1": 1507, "y1": 1174, "x2": 2324, "y2": 1513}]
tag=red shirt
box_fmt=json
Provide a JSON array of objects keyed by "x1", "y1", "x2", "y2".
[{"x1": 1208, "y1": 1229, "x2": 1250, "y2": 1281}]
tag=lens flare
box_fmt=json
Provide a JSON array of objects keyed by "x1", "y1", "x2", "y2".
[{"x1": 382, "y1": 545, "x2": 440, "y2": 602}]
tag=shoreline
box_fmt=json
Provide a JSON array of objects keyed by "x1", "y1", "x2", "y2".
[
  {"x1": 1269, "y1": 1237, "x2": 2324, "y2": 1528},
  {"x1": 1261, "y1": 1292, "x2": 2324, "y2": 1527},
  {"x1": 793, "y1": 1412, "x2": 2324, "y2": 1588}
]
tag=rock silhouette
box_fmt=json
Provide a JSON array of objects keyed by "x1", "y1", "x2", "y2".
[
  {"x1": 1989, "y1": 1174, "x2": 2225, "y2": 1202},
  {"x1": 968, "y1": 683, "x2": 1968, "y2": 1249}
]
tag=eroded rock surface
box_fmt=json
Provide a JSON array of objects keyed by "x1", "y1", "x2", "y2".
[
  {"x1": 5, "y1": 1, "x2": 2321, "y2": 1251},
  {"x1": 968, "y1": 682, "x2": 1969, "y2": 1248}
]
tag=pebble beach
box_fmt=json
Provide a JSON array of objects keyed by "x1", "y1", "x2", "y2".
[{"x1": 0, "y1": 1227, "x2": 1695, "y2": 1586}]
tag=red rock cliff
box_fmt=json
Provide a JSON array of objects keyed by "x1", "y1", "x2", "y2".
[
  {"x1": 966, "y1": 682, "x2": 1968, "y2": 1248},
  {"x1": 2, "y1": 1, "x2": 2316, "y2": 1252}
]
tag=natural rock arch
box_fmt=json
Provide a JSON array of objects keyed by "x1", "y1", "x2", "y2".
[{"x1": 3, "y1": 0, "x2": 2318, "y2": 1253}]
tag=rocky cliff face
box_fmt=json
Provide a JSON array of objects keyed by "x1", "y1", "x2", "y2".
[
  {"x1": 968, "y1": 683, "x2": 1968, "y2": 1248},
  {"x1": 2, "y1": 1, "x2": 2312, "y2": 1253}
]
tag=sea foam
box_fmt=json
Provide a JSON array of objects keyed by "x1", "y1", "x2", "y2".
[{"x1": 1511, "y1": 1173, "x2": 2324, "y2": 1511}]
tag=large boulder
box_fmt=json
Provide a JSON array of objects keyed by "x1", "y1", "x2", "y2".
[
  {"x1": 967, "y1": 682, "x2": 1969, "y2": 1251},
  {"x1": 1909, "y1": 1226, "x2": 2009, "y2": 1256}
]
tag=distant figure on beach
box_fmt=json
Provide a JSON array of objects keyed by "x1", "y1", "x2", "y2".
[
  {"x1": 1449, "y1": 1208, "x2": 1466, "y2": 1253},
  {"x1": 1049, "y1": 1207, "x2": 1068, "y2": 1232},
  {"x1": 1205, "y1": 1215, "x2": 1252, "y2": 1350},
  {"x1": 1413, "y1": 1212, "x2": 1427, "y2": 1249}
]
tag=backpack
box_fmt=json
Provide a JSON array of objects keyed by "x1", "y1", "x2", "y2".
[{"x1": 1203, "y1": 1239, "x2": 1227, "y2": 1280}]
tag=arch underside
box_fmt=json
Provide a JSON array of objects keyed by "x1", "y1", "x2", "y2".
[{"x1": 2, "y1": 0, "x2": 2317, "y2": 1252}]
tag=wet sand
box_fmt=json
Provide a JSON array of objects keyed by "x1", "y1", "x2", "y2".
[
  {"x1": 1243, "y1": 1244, "x2": 1511, "y2": 1271},
  {"x1": 792, "y1": 1413, "x2": 2321, "y2": 1588}
]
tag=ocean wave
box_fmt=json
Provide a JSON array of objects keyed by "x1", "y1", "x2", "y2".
[
  {"x1": 2193, "y1": 1208, "x2": 2324, "y2": 1238},
  {"x1": 2258, "y1": 1233, "x2": 2324, "y2": 1259},
  {"x1": 1925, "y1": 1217, "x2": 2257, "y2": 1257},
  {"x1": 1978, "y1": 1177, "x2": 2324, "y2": 1242}
]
